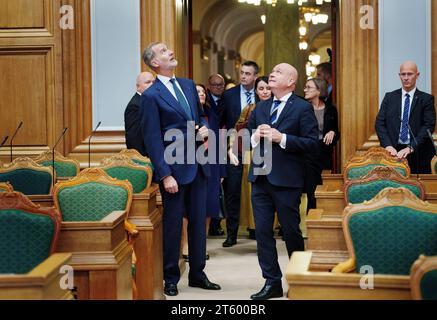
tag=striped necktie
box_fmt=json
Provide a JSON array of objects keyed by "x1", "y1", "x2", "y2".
[
  {"x1": 399, "y1": 93, "x2": 411, "y2": 143},
  {"x1": 245, "y1": 91, "x2": 252, "y2": 106},
  {"x1": 270, "y1": 100, "x2": 282, "y2": 125},
  {"x1": 170, "y1": 78, "x2": 193, "y2": 120}
]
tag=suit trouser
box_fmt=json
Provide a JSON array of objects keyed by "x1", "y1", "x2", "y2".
[
  {"x1": 251, "y1": 176, "x2": 304, "y2": 285},
  {"x1": 160, "y1": 170, "x2": 207, "y2": 285},
  {"x1": 225, "y1": 160, "x2": 243, "y2": 238}
]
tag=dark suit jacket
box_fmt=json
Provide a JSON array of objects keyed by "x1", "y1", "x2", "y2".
[
  {"x1": 218, "y1": 85, "x2": 245, "y2": 129},
  {"x1": 375, "y1": 88, "x2": 436, "y2": 169},
  {"x1": 247, "y1": 94, "x2": 319, "y2": 188},
  {"x1": 140, "y1": 77, "x2": 210, "y2": 184},
  {"x1": 124, "y1": 93, "x2": 147, "y2": 156}
]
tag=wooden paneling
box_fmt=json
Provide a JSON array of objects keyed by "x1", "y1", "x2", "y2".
[
  {"x1": 0, "y1": 0, "x2": 44, "y2": 28},
  {"x1": 0, "y1": 50, "x2": 49, "y2": 145},
  {"x1": 338, "y1": 0, "x2": 379, "y2": 167}
]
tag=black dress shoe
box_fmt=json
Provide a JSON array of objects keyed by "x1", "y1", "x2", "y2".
[
  {"x1": 209, "y1": 227, "x2": 225, "y2": 236},
  {"x1": 188, "y1": 277, "x2": 221, "y2": 290},
  {"x1": 248, "y1": 228, "x2": 256, "y2": 240},
  {"x1": 222, "y1": 237, "x2": 236, "y2": 247},
  {"x1": 250, "y1": 284, "x2": 283, "y2": 300},
  {"x1": 164, "y1": 283, "x2": 178, "y2": 296}
]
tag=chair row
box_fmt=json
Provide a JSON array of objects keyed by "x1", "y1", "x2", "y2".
[
  {"x1": 287, "y1": 187, "x2": 437, "y2": 300},
  {"x1": 0, "y1": 149, "x2": 153, "y2": 195}
]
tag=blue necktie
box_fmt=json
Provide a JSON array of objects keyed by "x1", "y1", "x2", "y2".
[
  {"x1": 170, "y1": 78, "x2": 192, "y2": 120},
  {"x1": 270, "y1": 100, "x2": 282, "y2": 125},
  {"x1": 399, "y1": 93, "x2": 410, "y2": 143},
  {"x1": 245, "y1": 91, "x2": 252, "y2": 106}
]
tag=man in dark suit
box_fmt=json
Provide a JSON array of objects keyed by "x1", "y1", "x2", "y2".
[
  {"x1": 206, "y1": 74, "x2": 226, "y2": 236},
  {"x1": 219, "y1": 61, "x2": 259, "y2": 248},
  {"x1": 248, "y1": 63, "x2": 319, "y2": 300},
  {"x1": 316, "y1": 62, "x2": 333, "y2": 105},
  {"x1": 375, "y1": 60, "x2": 436, "y2": 174},
  {"x1": 140, "y1": 42, "x2": 221, "y2": 296},
  {"x1": 124, "y1": 71, "x2": 155, "y2": 156}
]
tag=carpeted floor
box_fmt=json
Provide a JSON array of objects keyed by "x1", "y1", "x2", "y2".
[{"x1": 166, "y1": 236, "x2": 290, "y2": 300}]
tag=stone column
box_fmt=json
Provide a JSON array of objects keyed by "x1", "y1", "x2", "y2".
[{"x1": 264, "y1": 2, "x2": 306, "y2": 94}]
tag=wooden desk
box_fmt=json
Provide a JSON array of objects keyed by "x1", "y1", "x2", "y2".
[
  {"x1": 0, "y1": 253, "x2": 73, "y2": 300},
  {"x1": 56, "y1": 211, "x2": 133, "y2": 300}
]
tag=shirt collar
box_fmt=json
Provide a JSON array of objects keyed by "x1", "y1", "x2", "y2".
[
  {"x1": 402, "y1": 87, "x2": 417, "y2": 98},
  {"x1": 157, "y1": 74, "x2": 175, "y2": 85},
  {"x1": 273, "y1": 92, "x2": 293, "y2": 103}
]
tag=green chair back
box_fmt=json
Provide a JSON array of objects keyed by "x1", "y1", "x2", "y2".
[
  {"x1": 0, "y1": 192, "x2": 60, "y2": 274},
  {"x1": 53, "y1": 168, "x2": 132, "y2": 222},
  {"x1": 344, "y1": 188, "x2": 437, "y2": 275},
  {"x1": 39, "y1": 160, "x2": 78, "y2": 178},
  {"x1": 104, "y1": 167, "x2": 148, "y2": 194}
]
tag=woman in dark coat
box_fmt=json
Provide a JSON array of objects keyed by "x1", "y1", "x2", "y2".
[{"x1": 303, "y1": 78, "x2": 340, "y2": 211}]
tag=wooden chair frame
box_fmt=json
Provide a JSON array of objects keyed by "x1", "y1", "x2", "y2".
[
  {"x1": 0, "y1": 191, "x2": 62, "y2": 256},
  {"x1": 34, "y1": 150, "x2": 80, "y2": 177},
  {"x1": 0, "y1": 182, "x2": 13, "y2": 192},
  {"x1": 431, "y1": 156, "x2": 437, "y2": 174},
  {"x1": 100, "y1": 154, "x2": 152, "y2": 191},
  {"x1": 343, "y1": 152, "x2": 410, "y2": 181},
  {"x1": 343, "y1": 166, "x2": 425, "y2": 205},
  {"x1": 0, "y1": 157, "x2": 54, "y2": 194},
  {"x1": 119, "y1": 149, "x2": 152, "y2": 165},
  {"x1": 410, "y1": 255, "x2": 437, "y2": 300},
  {"x1": 333, "y1": 188, "x2": 437, "y2": 273}
]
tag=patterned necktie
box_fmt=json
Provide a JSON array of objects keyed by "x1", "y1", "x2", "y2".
[
  {"x1": 245, "y1": 91, "x2": 252, "y2": 107},
  {"x1": 170, "y1": 78, "x2": 192, "y2": 120},
  {"x1": 399, "y1": 93, "x2": 410, "y2": 143},
  {"x1": 270, "y1": 100, "x2": 282, "y2": 125}
]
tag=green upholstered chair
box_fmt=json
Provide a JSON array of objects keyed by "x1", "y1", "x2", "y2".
[
  {"x1": 411, "y1": 255, "x2": 437, "y2": 300},
  {"x1": 35, "y1": 150, "x2": 80, "y2": 178},
  {"x1": 0, "y1": 192, "x2": 61, "y2": 274},
  {"x1": 432, "y1": 156, "x2": 437, "y2": 175},
  {"x1": 0, "y1": 182, "x2": 13, "y2": 193},
  {"x1": 53, "y1": 168, "x2": 133, "y2": 222},
  {"x1": 332, "y1": 188, "x2": 437, "y2": 275},
  {"x1": 119, "y1": 149, "x2": 153, "y2": 171},
  {"x1": 344, "y1": 166, "x2": 425, "y2": 205},
  {"x1": 0, "y1": 157, "x2": 53, "y2": 195},
  {"x1": 100, "y1": 154, "x2": 152, "y2": 193},
  {"x1": 343, "y1": 149, "x2": 410, "y2": 181}
]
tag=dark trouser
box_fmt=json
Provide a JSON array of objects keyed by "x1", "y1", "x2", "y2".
[
  {"x1": 251, "y1": 176, "x2": 304, "y2": 285},
  {"x1": 396, "y1": 144, "x2": 432, "y2": 174},
  {"x1": 225, "y1": 160, "x2": 243, "y2": 239},
  {"x1": 160, "y1": 170, "x2": 207, "y2": 285}
]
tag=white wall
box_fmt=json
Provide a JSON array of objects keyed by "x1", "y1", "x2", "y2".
[
  {"x1": 379, "y1": 0, "x2": 431, "y2": 103},
  {"x1": 91, "y1": 0, "x2": 141, "y2": 130}
]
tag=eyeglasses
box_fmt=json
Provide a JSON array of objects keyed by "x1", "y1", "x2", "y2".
[
  {"x1": 209, "y1": 83, "x2": 224, "y2": 87},
  {"x1": 304, "y1": 86, "x2": 317, "y2": 90}
]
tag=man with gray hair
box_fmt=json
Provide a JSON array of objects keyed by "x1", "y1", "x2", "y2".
[
  {"x1": 140, "y1": 42, "x2": 221, "y2": 296},
  {"x1": 124, "y1": 71, "x2": 155, "y2": 155}
]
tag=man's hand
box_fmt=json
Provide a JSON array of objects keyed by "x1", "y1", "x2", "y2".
[
  {"x1": 198, "y1": 126, "x2": 209, "y2": 140},
  {"x1": 253, "y1": 124, "x2": 270, "y2": 144},
  {"x1": 385, "y1": 146, "x2": 398, "y2": 157},
  {"x1": 397, "y1": 147, "x2": 412, "y2": 159},
  {"x1": 163, "y1": 176, "x2": 178, "y2": 194},
  {"x1": 323, "y1": 131, "x2": 335, "y2": 145},
  {"x1": 259, "y1": 125, "x2": 282, "y2": 144}
]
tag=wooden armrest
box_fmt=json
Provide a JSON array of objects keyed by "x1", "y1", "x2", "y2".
[
  {"x1": 332, "y1": 258, "x2": 356, "y2": 273},
  {"x1": 124, "y1": 220, "x2": 139, "y2": 237}
]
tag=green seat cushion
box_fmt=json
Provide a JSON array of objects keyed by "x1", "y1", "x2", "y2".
[
  {"x1": 57, "y1": 182, "x2": 128, "y2": 221},
  {"x1": 420, "y1": 269, "x2": 437, "y2": 300},
  {"x1": 104, "y1": 167, "x2": 148, "y2": 193},
  {"x1": 39, "y1": 160, "x2": 77, "y2": 178},
  {"x1": 347, "y1": 164, "x2": 407, "y2": 180},
  {"x1": 0, "y1": 169, "x2": 51, "y2": 195},
  {"x1": 0, "y1": 209, "x2": 55, "y2": 274},
  {"x1": 349, "y1": 207, "x2": 437, "y2": 275},
  {"x1": 347, "y1": 182, "x2": 422, "y2": 204}
]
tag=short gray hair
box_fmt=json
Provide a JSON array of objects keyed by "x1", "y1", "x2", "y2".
[{"x1": 142, "y1": 42, "x2": 160, "y2": 69}]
